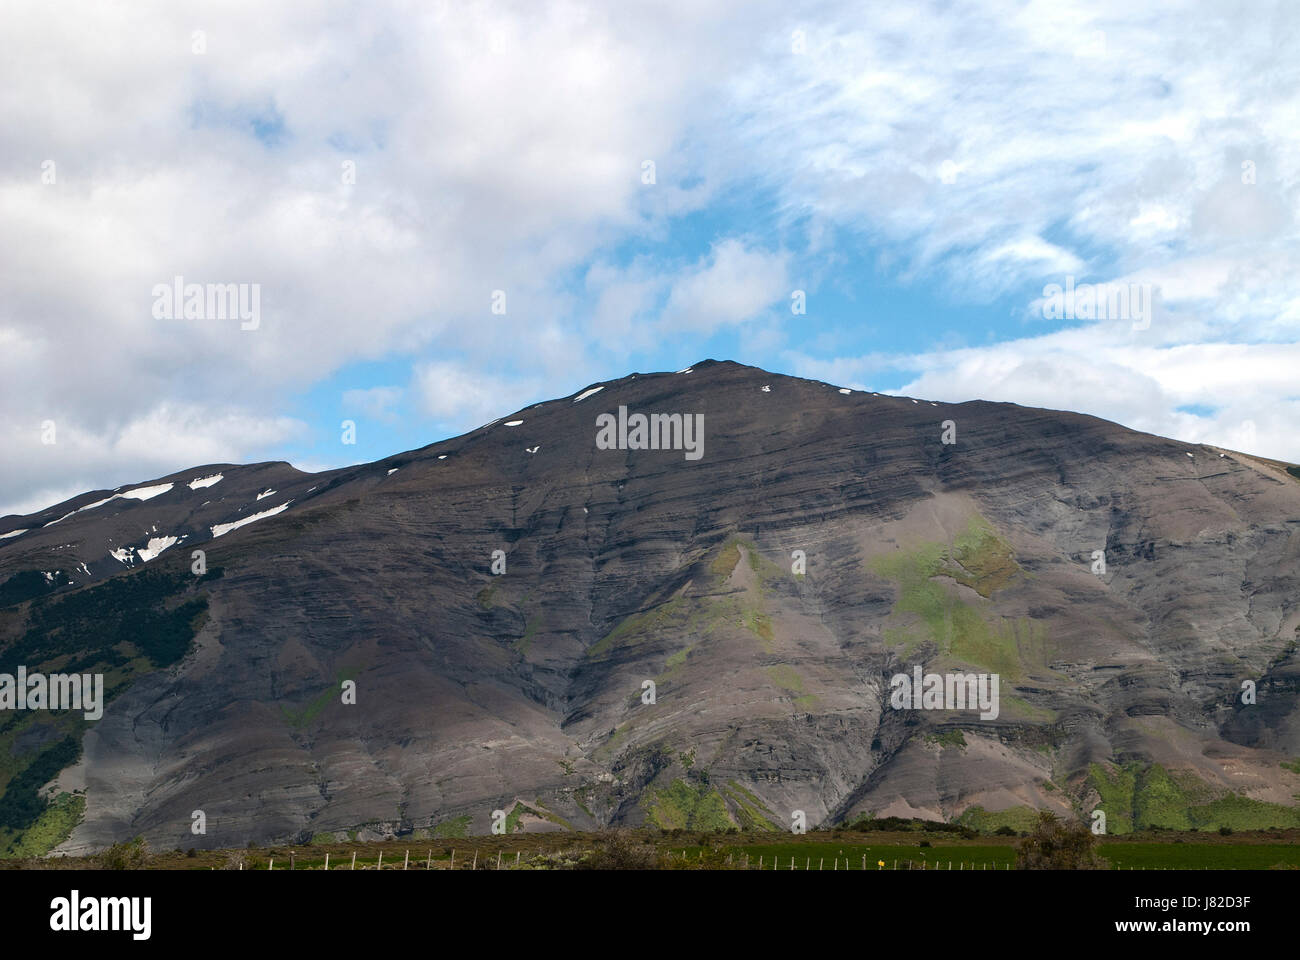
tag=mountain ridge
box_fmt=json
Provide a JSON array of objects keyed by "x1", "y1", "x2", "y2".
[{"x1": 1, "y1": 359, "x2": 1299, "y2": 854}]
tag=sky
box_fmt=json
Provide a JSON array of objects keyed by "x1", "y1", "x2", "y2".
[{"x1": 2, "y1": 0, "x2": 1298, "y2": 517}]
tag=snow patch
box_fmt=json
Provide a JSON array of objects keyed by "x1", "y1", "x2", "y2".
[
  {"x1": 137, "y1": 535, "x2": 179, "y2": 562},
  {"x1": 0, "y1": 529, "x2": 29, "y2": 540},
  {"x1": 211, "y1": 501, "x2": 291, "y2": 538},
  {"x1": 110, "y1": 547, "x2": 134, "y2": 564},
  {"x1": 838, "y1": 388, "x2": 851, "y2": 394},
  {"x1": 437, "y1": 455, "x2": 447, "y2": 460},
  {"x1": 387, "y1": 468, "x2": 398, "y2": 475},
  {"x1": 44, "y1": 512, "x2": 76, "y2": 527},
  {"x1": 526, "y1": 446, "x2": 540, "y2": 454},
  {"x1": 761, "y1": 385, "x2": 771, "y2": 392},
  {"x1": 121, "y1": 482, "x2": 174, "y2": 501},
  {"x1": 187, "y1": 474, "x2": 223, "y2": 490},
  {"x1": 504, "y1": 420, "x2": 524, "y2": 427},
  {"x1": 572, "y1": 386, "x2": 605, "y2": 403},
  {"x1": 256, "y1": 489, "x2": 276, "y2": 500}
]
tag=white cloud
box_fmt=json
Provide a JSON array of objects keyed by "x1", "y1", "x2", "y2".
[
  {"x1": 342, "y1": 386, "x2": 403, "y2": 423},
  {"x1": 3, "y1": 0, "x2": 1299, "y2": 515},
  {"x1": 791, "y1": 329, "x2": 1300, "y2": 462},
  {"x1": 412, "y1": 361, "x2": 544, "y2": 432},
  {"x1": 662, "y1": 239, "x2": 790, "y2": 333}
]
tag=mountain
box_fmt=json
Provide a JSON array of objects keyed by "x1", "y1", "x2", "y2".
[{"x1": 2, "y1": 359, "x2": 1299, "y2": 854}]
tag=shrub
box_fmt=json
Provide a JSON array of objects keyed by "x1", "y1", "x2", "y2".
[
  {"x1": 97, "y1": 836, "x2": 150, "y2": 870},
  {"x1": 573, "y1": 831, "x2": 659, "y2": 870},
  {"x1": 1015, "y1": 812, "x2": 1108, "y2": 870}
]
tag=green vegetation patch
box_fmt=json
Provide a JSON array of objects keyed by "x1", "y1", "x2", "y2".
[
  {"x1": 710, "y1": 542, "x2": 741, "y2": 579},
  {"x1": 0, "y1": 735, "x2": 80, "y2": 834},
  {"x1": 721, "y1": 781, "x2": 780, "y2": 832},
  {"x1": 1089, "y1": 761, "x2": 1300, "y2": 835},
  {"x1": 956, "y1": 805, "x2": 1042, "y2": 834},
  {"x1": 587, "y1": 597, "x2": 686, "y2": 659},
  {"x1": 645, "y1": 779, "x2": 736, "y2": 832},
  {"x1": 281, "y1": 667, "x2": 360, "y2": 729},
  {"x1": 2, "y1": 564, "x2": 212, "y2": 676},
  {"x1": 0, "y1": 570, "x2": 72, "y2": 609},
  {"x1": 925, "y1": 728, "x2": 967, "y2": 750},
  {"x1": 514, "y1": 614, "x2": 542, "y2": 655},
  {"x1": 869, "y1": 518, "x2": 1048, "y2": 680},
  {"x1": 948, "y1": 517, "x2": 1019, "y2": 597},
  {"x1": 2, "y1": 791, "x2": 84, "y2": 858}
]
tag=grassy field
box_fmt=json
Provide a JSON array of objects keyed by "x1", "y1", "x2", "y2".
[{"x1": 5, "y1": 827, "x2": 1299, "y2": 870}]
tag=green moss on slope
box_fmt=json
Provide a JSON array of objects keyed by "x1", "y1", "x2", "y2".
[{"x1": 645, "y1": 779, "x2": 735, "y2": 832}]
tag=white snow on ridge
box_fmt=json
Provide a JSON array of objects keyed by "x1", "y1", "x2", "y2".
[
  {"x1": 387, "y1": 468, "x2": 398, "y2": 475},
  {"x1": 838, "y1": 388, "x2": 852, "y2": 394},
  {"x1": 211, "y1": 501, "x2": 291, "y2": 538},
  {"x1": 137, "y1": 535, "x2": 179, "y2": 562},
  {"x1": 0, "y1": 529, "x2": 28, "y2": 539},
  {"x1": 504, "y1": 420, "x2": 524, "y2": 427},
  {"x1": 572, "y1": 386, "x2": 605, "y2": 403},
  {"x1": 56, "y1": 481, "x2": 178, "y2": 523},
  {"x1": 121, "y1": 482, "x2": 174, "y2": 501},
  {"x1": 256, "y1": 488, "x2": 276, "y2": 500},
  {"x1": 188, "y1": 474, "x2": 223, "y2": 490},
  {"x1": 44, "y1": 512, "x2": 76, "y2": 527}
]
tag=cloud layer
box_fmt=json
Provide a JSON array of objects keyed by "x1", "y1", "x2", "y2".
[{"x1": 2, "y1": 0, "x2": 1297, "y2": 514}]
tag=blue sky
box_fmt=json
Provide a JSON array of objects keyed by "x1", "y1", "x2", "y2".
[{"x1": 2, "y1": 0, "x2": 1298, "y2": 515}]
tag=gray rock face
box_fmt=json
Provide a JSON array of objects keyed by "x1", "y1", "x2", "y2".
[{"x1": 2, "y1": 359, "x2": 1299, "y2": 851}]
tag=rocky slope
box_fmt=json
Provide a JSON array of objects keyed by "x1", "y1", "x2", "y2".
[{"x1": 1, "y1": 359, "x2": 1299, "y2": 853}]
